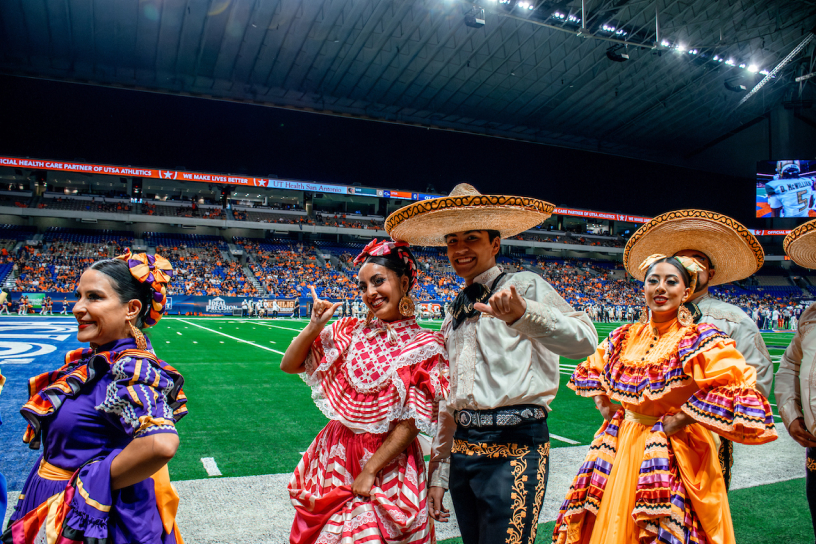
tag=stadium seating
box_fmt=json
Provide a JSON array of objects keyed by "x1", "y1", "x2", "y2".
[{"x1": 2, "y1": 225, "x2": 809, "y2": 324}]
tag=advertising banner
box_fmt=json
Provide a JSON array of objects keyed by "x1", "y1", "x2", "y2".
[
  {"x1": 0, "y1": 156, "x2": 350, "y2": 194},
  {"x1": 8, "y1": 293, "x2": 450, "y2": 319},
  {"x1": 749, "y1": 229, "x2": 792, "y2": 236},
  {"x1": 166, "y1": 295, "x2": 302, "y2": 316},
  {"x1": 553, "y1": 207, "x2": 652, "y2": 223}
]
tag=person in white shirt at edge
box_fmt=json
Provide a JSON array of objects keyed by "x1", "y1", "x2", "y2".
[
  {"x1": 271, "y1": 299, "x2": 280, "y2": 319},
  {"x1": 625, "y1": 209, "x2": 773, "y2": 491},
  {"x1": 775, "y1": 218, "x2": 816, "y2": 542},
  {"x1": 384, "y1": 183, "x2": 598, "y2": 544},
  {"x1": 772, "y1": 307, "x2": 780, "y2": 330}
]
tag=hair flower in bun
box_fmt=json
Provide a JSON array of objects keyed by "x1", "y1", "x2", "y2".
[{"x1": 114, "y1": 249, "x2": 174, "y2": 327}]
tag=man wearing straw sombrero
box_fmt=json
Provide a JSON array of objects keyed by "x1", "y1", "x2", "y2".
[
  {"x1": 776, "y1": 218, "x2": 816, "y2": 539},
  {"x1": 623, "y1": 209, "x2": 773, "y2": 489},
  {"x1": 385, "y1": 184, "x2": 598, "y2": 544}
]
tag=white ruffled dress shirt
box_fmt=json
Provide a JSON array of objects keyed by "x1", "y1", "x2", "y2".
[{"x1": 429, "y1": 266, "x2": 598, "y2": 488}]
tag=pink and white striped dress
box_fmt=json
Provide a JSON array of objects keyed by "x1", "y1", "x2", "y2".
[{"x1": 288, "y1": 316, "x2": 449, "y2": 544}]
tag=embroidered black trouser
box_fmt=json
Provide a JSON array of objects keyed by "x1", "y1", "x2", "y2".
[
  {"x1": 807, "y1": 447, "x2": 816, "y2": 540},
  {"x1": 449, "y1": 419, "x2": 550, "y2": 544}
]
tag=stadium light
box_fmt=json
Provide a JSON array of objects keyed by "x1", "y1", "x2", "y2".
[
  {"x1": 660, "y1": 39, "x2": 670, "y2": 47},
  {"x1": 748, "y1": 65, "x2": 759, "y2": 73}
]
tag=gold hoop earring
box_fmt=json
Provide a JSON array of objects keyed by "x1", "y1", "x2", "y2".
[
  {"x1": 398, "y1": 296, "x2": 415, "y2": 317},
  {"x1": 365, "y1": 310, "x2": 375, "y2": 327},
  {"x1": 638, "y1": 306, "x2": 649, "y2": 323},
  {"x1": 129, "y1": 321, "x2": 147, "y2": 351},
  {"x1": 678, "y1": 304, "x2": 693, "y2": 327}
]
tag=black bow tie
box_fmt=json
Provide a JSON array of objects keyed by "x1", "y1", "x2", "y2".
[{"x1": 450, "y1": 272, "x2": 507, "y2": 330}]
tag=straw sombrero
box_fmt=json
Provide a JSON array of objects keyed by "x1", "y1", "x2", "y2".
[
  {"x1": 385, "y1": 183, "x2": 555, "y2": 247},
  {"x1": 784, "y1": 219, "x2": 816, "y2": 269},
  {"x1": 623, "y1": 209, "x2": 763, "y2": 285}
]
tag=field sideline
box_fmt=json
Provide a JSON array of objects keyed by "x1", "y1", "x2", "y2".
[
  {"x1": 0, "y1": 316, "x2": 807, "y2": 542},
  {"x1": 145, "y1": 316, "x2": 790, "y2": 483}
]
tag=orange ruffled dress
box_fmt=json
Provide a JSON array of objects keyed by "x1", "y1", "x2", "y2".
[{"x1": 553, "y1": 319, "x2": 777, "y2": 544}]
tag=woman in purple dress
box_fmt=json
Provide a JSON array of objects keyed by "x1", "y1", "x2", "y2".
[{"x1": 3, "y1": 250, "x2": 187, "y2": 544}]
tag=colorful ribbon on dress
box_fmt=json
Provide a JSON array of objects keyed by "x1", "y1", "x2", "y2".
[
  {"x1": 353, "y1": 239, "x2": 417, "y2": 289},
  {"x1": 114, "y1": 249, "x2": 174, "y2": 327}
]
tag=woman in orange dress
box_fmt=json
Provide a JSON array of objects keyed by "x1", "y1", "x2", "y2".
[{"x1": 553, "y1": 254, "x2": 777, "y2": 544}]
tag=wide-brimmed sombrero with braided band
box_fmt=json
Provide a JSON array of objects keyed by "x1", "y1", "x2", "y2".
[
  {"x1": 385, "y1": 183, "x2": 555, "y2": 246},
  {"x1": 623, "y1": 209, "x2": 763, "y2": 285},
  {"x1": 784, "y1": 219, "x2": 816, "y2": 269}
]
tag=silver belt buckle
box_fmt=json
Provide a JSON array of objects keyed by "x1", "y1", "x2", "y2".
[{"x1": 457, "y1": 411, "x2": 473, "y2": 428}]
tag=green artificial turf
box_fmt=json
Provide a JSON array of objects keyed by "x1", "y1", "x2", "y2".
[
  {"x1": 439, "y1": 478, "x2": 813, "y2": 544},
  {"x1": 150, "y1": 318, "x2": 786, "y2": 481}
]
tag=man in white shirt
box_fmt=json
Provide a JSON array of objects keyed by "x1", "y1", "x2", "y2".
[
  {"x1": 428, "y1": 229, "x2": 597, "y2": 543},
  {"x1": 775, "y1": 219, "x2": 816, "y2": 539},
  {"x1": 384, "y1": 184, "x2": 597, "y2": 544}
]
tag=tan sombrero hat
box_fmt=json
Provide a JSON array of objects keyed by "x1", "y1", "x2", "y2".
[
  {"x1": 784, "y1": 219, "x2": 816, "y2": 268},
  {"x1": 385, "y1": 183, "x2": 555, "y2": 247},
  {"x1": 623, "y1": 209, "x2": 763, "y2": 285}
]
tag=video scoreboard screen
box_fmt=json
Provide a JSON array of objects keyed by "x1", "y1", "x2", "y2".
[{"x1": 756, "y1": 160, "x2": 816, "y2": 218}]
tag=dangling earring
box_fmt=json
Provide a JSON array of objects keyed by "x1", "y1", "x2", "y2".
[
  {"x1": 365, "y1": 309, "x2": 375, "y2": 327},
  {"x1": 638, "y1": 306, "x2": 649, "y2": 323},
  {"x1": 678, "y1": 303, "x2": 693, "y2": 327},
  {"x1": 129, "y1": 320, "x2": 147, "y2": 351},
  {"x1": 399, "y1": 296, "x2": 415, "y2": 317}
]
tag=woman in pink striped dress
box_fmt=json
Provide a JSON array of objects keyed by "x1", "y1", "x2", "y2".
[{"x1": 281, "y1": 239, "x2": 449, "y2": 544}]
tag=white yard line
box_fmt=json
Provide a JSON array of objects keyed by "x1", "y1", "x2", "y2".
[
  {"x1": 177, "y1": 319, "x2": 285, "y2": 355},
  {"x1": 245, "y1": 321, "x2": 304, "y2": 333},
  {"x1": 200, "y1": 457, "x2": 223, "y2": 477},
  {"x1": 550, "y1": 434, "x2": 580, "y2": 445}
]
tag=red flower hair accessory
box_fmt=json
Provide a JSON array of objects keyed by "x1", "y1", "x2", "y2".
[
  {"x1": 114, "y1": 249, "x2": 174, "y2": 327},
  {"x1": 354, "y1": 239, "x2": 417, "y2": 290}
]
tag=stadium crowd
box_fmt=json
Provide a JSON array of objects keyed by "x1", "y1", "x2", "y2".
[{"x1": 1, "y1": 232, "x2": 812, "y2": 329}]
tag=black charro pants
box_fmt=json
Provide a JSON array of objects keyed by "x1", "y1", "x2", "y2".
[
  {"x1": 449, "y1": 419, "x2": 550, "y2": 544},
  {"x1": 807, "y1": 447, "x2": 816, "y2": 541}
]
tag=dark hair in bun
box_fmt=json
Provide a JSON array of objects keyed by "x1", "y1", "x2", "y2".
[
  {"x1": 364, "y1": 248, "x2": 418, "y2": 293},
  {"x1": 89, "y1": 259, "x2": 154, "y2": 328},
  {"x1": 645, "y1": 257, "x2": 691, "y2": 288}
]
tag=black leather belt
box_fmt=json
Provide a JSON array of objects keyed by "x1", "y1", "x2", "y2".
[{"x1": 454, "y1": 405, "x2": 547, "y2": 429}]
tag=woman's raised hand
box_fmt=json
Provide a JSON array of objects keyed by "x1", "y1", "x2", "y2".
[{"x1": 310, "y1": 286, "x2": 342, "y2": 328}]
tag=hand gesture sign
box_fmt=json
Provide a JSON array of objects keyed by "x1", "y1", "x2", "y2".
[
  {"x1": 473, "y1": 284, "x2": 527, "y2": 325},
  {"x1": 309, "y1": 286, "x2": 342, "y2": 329}
]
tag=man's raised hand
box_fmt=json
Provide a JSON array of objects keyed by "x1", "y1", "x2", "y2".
[
  {"x1": 473, "y1": 284, "x2": 527, "y2": 325},
  {"x1": 309, "y1": 286, "x2": 342, "y2": 328}
]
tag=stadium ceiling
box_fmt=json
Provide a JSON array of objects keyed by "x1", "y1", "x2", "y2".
[{"x1": 1, "y1": 0, "x2": 814, "y2": 163}]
